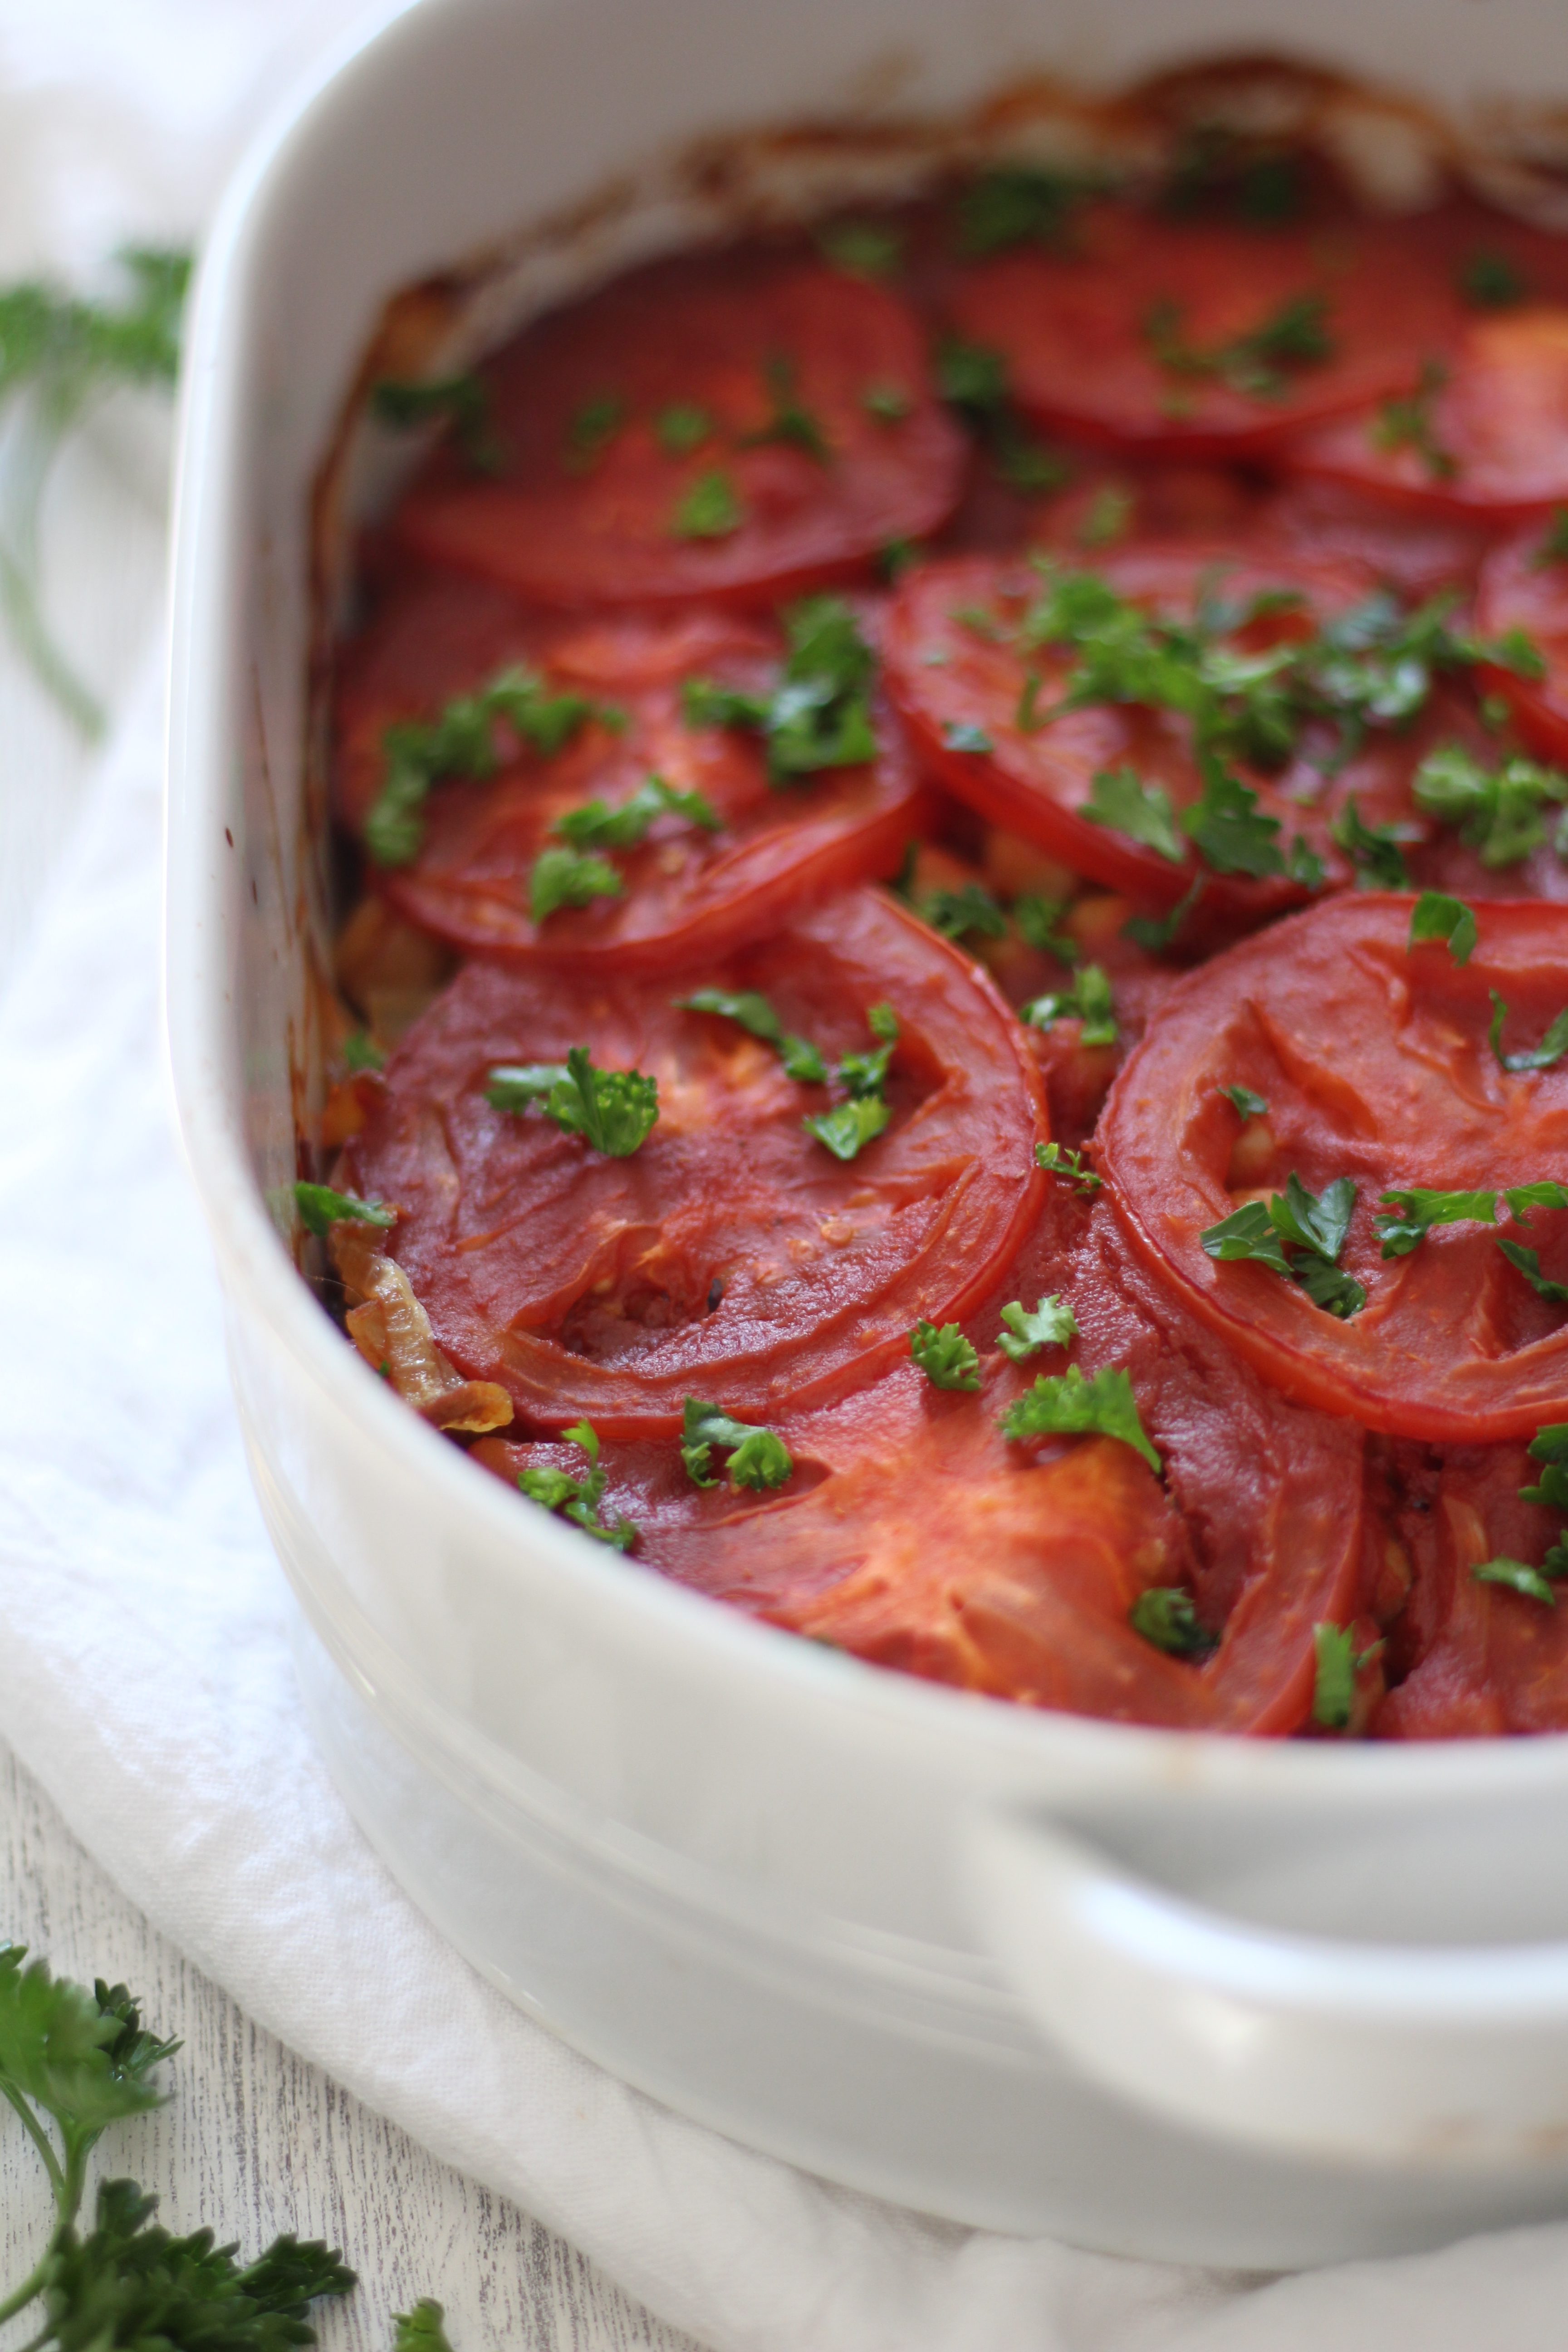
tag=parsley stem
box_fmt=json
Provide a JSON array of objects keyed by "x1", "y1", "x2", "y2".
[
  {"x1": 0, "y1": 2080, "x2": 65, "y2": 2206},
  {"x1": 0, "y1": 404, "x2": 106, "y2": 739}
]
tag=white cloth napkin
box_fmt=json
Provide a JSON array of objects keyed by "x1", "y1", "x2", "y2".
[{"x1": 5, "y1": 7, "x2": 1568, "y2": 2349}]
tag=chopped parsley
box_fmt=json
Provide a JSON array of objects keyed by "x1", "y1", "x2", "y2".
[
  {"x1": 565, "y1": 391, "x2": 626, "y2": 472},
  {"x1": 1124, "y1": 874, "x2": 1205, "y2": 953},
  {"x1": 1409, "y1": 890, "x2": 1478, "y2": 965},
  {"x1": 1014, "y1": 892, "x2": 1080, "y2": 964},
  {"x1": 1020, "y1": 961, "x2": 1117, "y2": 1047},
  {"x1": 1489, "y1": 990, "x2": 1568, "y2": 1073},
  {"x1": 1131, "y1": 1587, "x2": 1216, "y2": 1657},
  {"x1": 1522, "y1": 1423, "x2": 1568, "y2": 1511},
  {"x1": 954, "y1": 167, "x2": 1098, "y2": 256},
  {"x1": 934, "y1": 335, "x2": 1066, "y2": 491},
  {"x1": 1372, "y1": 358, "x2": 1455, "y2": 480},
  {"x1": 681, "y1": 1398, "x2": 794, "y2": 1490},
  {"x1": 655, "y1": 401, "x2": 713, "y2": 454},
  {"x1": 1374, "y1": 1183, "x2": 1568, "y2": 1258},
  {"x1": 1330, "y1": 795, "x2": 1412, "y2": 888},
  {"x1": 342, "y1": 1029, "x2": 385, "y2": 1073},
  {"x1": 998, "y1": 1294, "x2": 1078, "y2": 1362},
  {"x1": 1144, "y1": 291, "x2": 1334, "y2": 401},
  {"x1": 294, "y1": 1182, "x2": 395, "y2": 1240},
  {"x1": 910, "y1": 1319, "x2": 981, "y2": 1391},
  {"x1": 879, "y1": 537, "x2": 920, "y2": 582},
  {"x1": 1459, "y1": 249, "x2": 1527, "y2": 309},
  {"x1": 1473, "y1": 1556, "x2": 1560, "y2": 1605},
  {"x1": 1497, "y1": 1242, "x2": 1568, "y2": 1303},
  {"x1": 1536, "y1": 510, "x2": 1568, "y2": 568},
  {"x1": 1183, "y1": 754, "x2": 1284, "y2": 879},
  {"x1": 519, "y1": 1421, "x2": 637, "y2": 1550},
  {"x1": 554, "y1": 771, "x2": 720, "y2": 852},
  {"x1": 672, "y1": 467, "x2": 745, "y2": 538},
  {"x1": 372, "y1": 371, "x2": 503, "y2": 471},
  {"x1": 1311, "y1": 1622, "x2": 1379, "y2": 1731},
  {"x1": 1219, "y1": 1083, "x2": 1269, "y2": 1120},
  {"x1": 817, "y1": 220, "x2": 904, "y2": 279},
  {"x1": 529, "y1": 845, "x2": 624, "y2": 923},
  {"x1": 485, "y1": 1048, "x2": 658, "y2": 1156},
  {"x1": 745, "y1": 355, "x2": 830, "y2": 463},
  {"x1": 1079, "y1": 484, "x2": 1135, "y2": 549},
  {"x1": 804, "y1": 1003, "x2": 899, "y2": 1161},
  {"x1": 368, "y1": 666, "x2": 611, "y2": 866},
  {"x1": 916, "y1": 881, "x2": 1008, "y2": 943},
  {"x1": 944, "y1": 720, "x2": 994, "y2": 754},
  {"x1": 1037, "y1": 1140, "x2": 1101, "y2": 1193},
  {"x1": 683, "y1": 593, "x2": 877, "y2": 780},
  {"x1": 1413, "y1": 741, "x2": 1568, "y2": 868},
  {"x1": 862, "y1": 380, "x2": 913, "y2": 422},
  {"x1": 676, "y1": 986, "x2": 826, "y2": 1083},
  {"x1": 1083, "y1": 765, "x2": 1186, "y2": 864},
  {"x1": 1000, "y1": 1363, "x2": 1161, "y2": 1471},
  {"x1": 1201, "y1": 1174, "x2": 1365, "y2": 1318}
]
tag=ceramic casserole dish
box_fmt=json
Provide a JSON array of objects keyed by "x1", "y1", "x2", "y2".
[{"x1": 166, "y1": 0, "x2": 1568, "y2": 2266}]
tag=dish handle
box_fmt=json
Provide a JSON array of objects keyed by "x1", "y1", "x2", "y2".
[{"x1": 965, "y1": 1807, "x2": 1568, "y2": 2166}]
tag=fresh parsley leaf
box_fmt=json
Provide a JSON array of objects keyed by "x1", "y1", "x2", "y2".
[
  {"x1": 1488, "y1": 989, "x2": 1568, "y2": 1073},
  {"x1": 879, "y1": 537, "x2": 920, "y2": 582},
  {"x1": 1000, "y1": 1363, "x2": 1161, "y2": 1471},
  {"x1": 1036, "y1": 1140, "x2": 1101, "y2": 1193},
  {"x1": 1473, "y1": 1557, "x2": 1558, "y2": 1604},
  {"x1": 394, "y1": 2300, "x2": 458, "y2": 2352},
  {"x1": 293, "y1": 1183, "x2": 395, "y2": 1240},
  {"x1": 672, "y1": 468, "x2": 744, "y2": 538},
  {"x1": 372, "y1": 372, "x2": 502, "y2": 471},
  {"x1": 367, "y1": 667, "x2": 608, "y2": 866},
  {"x1": 686, "y1": 595, "x2": 877, "y2": 783},
  {"x1": 1020, "y1": 962, "x2": 1118, "y2": 1047},
  {"x1": 944, "y1": 720, "x2": 994, "y2": 754},
  {"x1": 910, "y1": 1319, "x2": 981, "y2": 1391},
  {"x1": 681, "y1": 1399, "x2": 793, "y2": 1491},
  {"x1": 1498, "y1": 1240, "x2": 1568, "y2": 1303},
  {"x1": 519, "y1": 1423, "x2": 637, "y2": 1550},
  {"x1": 1409, "y1": 890, "x2": 1478, "y2": 965},
  {"x1": 1536, "y1": 509, "x2": 1568, "y2": 568},
  {"x1": 1202, "y1": 1175, "x2": 1365, "y2": 1315},
  {"x1": 675, "y1": 988, "x2": 827, "y2": 1083},
  {"x1": 0, "y1": 1949, "x2": 174, "y2": 2171},
  {"x1": 1124, "y1": 875, "x2": 1205, "y2": 953},
  {"x1": 990, "y1": 422, "x2": 1069, "y2": 493},
  {"x1": 1412, "y1": 740, "x2": 1568, "y2": 868},
  {"x1": 1078, "y1": 485, "x2": 1134, "y2": 549},
  {"x1": 1083, "y1": 766, "x2": 1186, "y2": 864},
  {"x1": 954, "y1": 167, "x2": 1098, "y2": 256},
  {"x1": 1199, "y1": 1198, "x2": 1291, "y2": 1278},
  {"x1": 565, "y1": 391, "x2": 625, "y2": 472},
  {"x1": 917, "y1": 881, "x2": 1008, "y2": 942},
  {"x1": 804, "y1": 1094, "x2": 891, "y2": 1161},
  {"x1": 1183, "y1": 754, "x2": 1284, "y2": 878},
  {"x1": 1312, "y1": 1623, "x2": 1359, "y2": 1730},
  {"x1": 655, "y1": 401, "x2": 713, "y2": 454},
  {"x1": 1523, "y1": 1425, "x2": 1568, "y2": 1512},
  {"x1": 1130, "y1": 1587, "x2": 1216, "y2": 1657},
  {"x1": 935, "y1": 335, "x2": 1009, "y2": 420},
  {"x1": 744, "y1": 355, "x2": 830, "y2": 463},
  {"x1": 817, "y1": 220, "x2": 904, "y2": 279},
  {"x1": 1220, "y1": 1083, "x2": 1269, "y2": 1120},
  {"x1": 485, "y1": 1048, "x2": 658, "y2": 1156},
  {"x1": 1373, "y1": 358, "x2": 1456, "y2": 480},
  {"x1": 998, "y1": 1295, "x2": 1078, "y2": 1362},
  {"x1": 1374, "y1": 1187, "x2": 1499, "y2": 1257},
  {"x1": 529, "y1": 844, "x2": 625, "y2": 923},
  {"x1": 1014, "y1": 893, "x2": 1080, "y2": 964},
  {"x1": 862, "y1": 380, "x2": 913, "y2": 422},
  {"x1": 1504, "y1": 1182, "x2": 1568, "y2": 1218},
  {"x1": 341, "y1": 1029, "x2": 385, "y2": 1073},
  {"x1": 1460, "y1": 249, "x2": 1527, "y2": 309},
  {"x1": 1331, "y1": 795, "x2": 1411, "y2": 888},
  {"x1": 1144, "y1": 291, "x2": 1334, "y2": 400},
  {"x1": 554, "y1": 772, "x2": 720, "y2": 852}
]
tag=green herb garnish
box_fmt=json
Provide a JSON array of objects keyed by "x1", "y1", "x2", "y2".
[
  {"x1": 655, "y1": 401, "x2": 714, "y2": 454},
  {"x1": 916, "y1": 880, "x2": 1008, "y2": 943},
  {"x1": 1311, "y1": 1622, "x2": 1376, "y2": 1731},
  {"x1": 1020, "y1": 962, "x2": 1118, "y2": 1047},
  {"x1": 910, "y1": 1319, "x2": 982, "y2": 1391},
  {"x1": 681, "y1": 1398, "x2": 794, "y2": 1490},
  {"x1": 1330, "y1": 795, "x2": 1412, "y2": 888},
  {"x1": 1124, "y1": 875, "x2": 1205, "y2": 953},
  {"x1": 1000, "y1": 1363, "x2": 1161, "y2": 1471},
  {"x1": 672, "y1": 467, "x2": 745, "y2": 539},
  {"x1": 745, "y1": 355, "x2": 831, "y2": 463},
  {"x1": 529, "y1": 845, "x2": 624, "y2": 923},
  {"x1": 1201, "y1": 1174, "x2": 1365, "y2": 1317},
  {"x1": 1082, "y1": 765, "x2": 1186, "y2": 864},
  {"x1": 1459, "y1": 250, "x2": 1527, "y2": 309},
  {"x1": 1409, "y1": 891, "x2": 1478, "y2": 965},
  {"x1": 1372, "y1": 358, "x2": 1455, "y2": 480},
  {"x1": 954, "y1": 167, "x2": 1098, "y2": 255},
  {"x1": 944, "y1": 720, "x2": 994, "y2": 754},
  {"x1": 342, "y1": 1029, "x2": 386, "y2": 1073},
  {"x1": 294, "y1": 1183, "x2": 395, "y2": 1240},
  {"x1": 817, "y1": 220, "x2": 904, "y2": 279},
  {"x1": 566, "y1": 391, "x2": 626, "y2": 472},
  {"x1": 1144, "y1": 291, "x2": 1334, "y2": 401},
  {"x1": 676, "y1": 987, "x2": 827, "y2": 1083},
  {"x1": 1220, "y1": 1083, "x2": 1269, "y2": 1120},
  {"x1": 554, "y1": 771, "x2": 720, "y2": 852},
  {"x1": 803, "y1": 1004, "x2": 899, "y2": 1161},
  {"x1": 998, "y1": 1294, "x2": 1078, "y2": 1362},
  {"x1": 395, "y1": 2301, "x2": 458, "y2": 2352},
  {"x1": 862, "y1": 380, "x2": 913, "y2": 422},
  {"x1": 1412, "y1": 741, "x2": 1568, "y2": 868},
  {"x1": 1473, "y1": 1557, "x2": 1560, "y2": 1604},
  {"x1": 485, "y1": 1048, "x2": 658, "y2": 1156},
  {"x1": 1131, "y1": 1587, "x2": 1217, "y2": 1657},
  {"x1": 1496, "y1": 1242, "x2": 1568, "y2": 1303},
  {"x1": 684, "y1": 593, "x2": 877, "y2": 781},
  {"x1": 368, "y1": 666, "x2": 610, "y2": 866},
  {"x1": 1014, "y1": 892, "x2": 1081, "y2": 964},
  {"x1": 1488, "y1": 990, "x2": 1568, "y2": 1073},
  {"x1": 519, "y1": 1421, "x2": 637, "y2": 1550},
  {"x1": 373, "y1": 370, "x2": 502, "y2": 471},
  {"x1": 1037, "y1": 1140, "x2": 1101, "y2": 1193}
]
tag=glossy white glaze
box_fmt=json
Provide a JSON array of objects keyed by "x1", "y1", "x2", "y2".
[{"x1": 167, "y1": 0, "x2": 1568, "y2": 2259}]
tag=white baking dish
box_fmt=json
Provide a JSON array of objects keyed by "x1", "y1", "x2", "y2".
[{"x1": 167, "y1": 0, "x2": 1568, "y2": 2266}]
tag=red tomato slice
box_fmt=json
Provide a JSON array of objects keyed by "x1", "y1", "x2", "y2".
[
  {"x1": 882, "y1": 545, "x2": 1434, "y2": 918},
  {"x1": 338, "y1": 888, "x2": 1045, "y2": 1434},
  {"x1": 333, "y1": 572, "x2": 926, "y2": 970},
  {"x1": 1374, "y1": 1442, "x2": 1568, "y2": 1736},
  {"x1": 1098, "y1": 893, "x2": 1568, "y2": 1442},
  {"x1": 389, "y1": 251, "x2": 965, "y2": 608},
  {"x1": 472, "y1": 1184, "x2": 1364, "y2": 1733},
  {"x1": 1286, "y1": 309, "x2": 1568, "y2": 520},
  {"x1": 1259, "y1": 477, "x2": 1500, "y2": 602},
  {"x1": 943, "y1": 204, "x2": 1456, "y2": 457},
  {"x1": 1474, "y1": 521, "x2": 1568, "y2": 765}
]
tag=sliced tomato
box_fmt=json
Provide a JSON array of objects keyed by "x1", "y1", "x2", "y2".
[
  {"x1": 1259, "y1": 476, "x2": 1501, "y2": 602},
  {"x1": 882, "y1": 545, "x2": 1441, "y2": 919},
  {"x1": 389, "y1": 250, "x2": 965, "y2": 608},
  {"x1": 333, "y1": 572, "x2": 926, "y2": 969},
  {"x1": 1098, "y1": 893, "x2": 1568, "y2": 1442},
  {"x1": 472, "y1": 1182, "x2": 1363, "y2": 1733},
  {"x1": 338, "y1": 888, "x2": 1045, "y2": 1434},
  {"x1": 1474, "y1": 521, "x2": 1568, "y2": 765},
  {"x1": 1374, "y1": 1443, "x2": 1568, "y2": 1736},
  {"x1": 1286, "y1": 309, "x2": 1568, "y2": 520},
  {"x1": 943, "y1": 203, "x2": 1457, "y2": 458}
]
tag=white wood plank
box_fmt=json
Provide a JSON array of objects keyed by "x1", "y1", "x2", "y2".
[{"x1": 0, "y1": 1743, "x2": 707, "y2": 2352}]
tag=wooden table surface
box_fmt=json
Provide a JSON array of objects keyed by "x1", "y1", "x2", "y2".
[{"x1": 0, "y1": 1744, "x2": 708, "y2": 2352}]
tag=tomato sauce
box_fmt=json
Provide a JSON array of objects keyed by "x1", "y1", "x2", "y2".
[{"x1": 315, "y1": 102, "x2": 1568, "y2": 1737}]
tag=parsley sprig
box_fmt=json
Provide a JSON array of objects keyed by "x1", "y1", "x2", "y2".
[
  {"x1": 1019, "y1": 962, "x2": 1117, "y2": 1046},
  {"x1": 519, "y1": 1421, "x2": 636, "y2": 1550},
  {"x1": 293, "y1": 1182, "x2": 395, "y2": 1240},
  {"x1": 1000, "y1": 1363, "x2": 1161, "y2": 1471},
  {"x1": 1372, "y1": 358, "x2": 1455, "y2": 480},
  {"x1": 372, "y1": 371, "x2": 503, "y2": 471},
  {"x1": 953, "y1": 167, "x2": 1102, "y2": 256},
  {"x1": 804, "y1": 1003, "x2": 899, "y2": 1161},
  {"x1": 530, "y1": 774, "x2": 721, "y2": 923},
  {"x1": 683, "y1": 595, "x2": 877, "y2": 781},
  {"x1": 934, "y1": 336, "x2": 1068, "y2": 493},
  {"x1": 485, "y1": 1049, "x2": 659, "y2": 1156},
  {"x1": 1374, "y1": 1181, "x2": 1568, "y2": 1259},
  {"x1": 1144, "y1": 290, "x2": 1334, "y2": 401},
  {"x1": 676, "y1": 987, "x2": 827, "y2": 1083},
  {"x1": 1201, "y1": 1174, "x2": 1366, "y2": 1318},
  {"x1": 1037, "y1": 1140, "x2": 1101, "y2": 1193},
  {"x1": 910, "y1": 1320, "x2": 981, "y2": 1391},
  {"x1": 1131, "y1": 1587, "x2": 1217, "y2": 1658},
  {"x1": 1489, "y1": 991, "x2": 1568, "y2": 1073},
  {"x1": 368, "y1": 666, "x2": 617, "y2": 867},
  {"x1": 1409, "y1": 891, "x2": 1478, "y2": 964},
  {"x1": 0, "y1": 1944, "x2": 355, "y2": 2348},
  {"x1": 998, "y1": 1295, "x2": 1078, "y2": 1362},
  {"x1": 681, "y1": 1399, "x2": 794, "y2": 1490},
  {"x1": 1412, "y1": 741, "x2": 1568, "y2": 868},
  {"x1": 1312, "y1": 1622, "x2": 1383, "y2": 1732}
]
